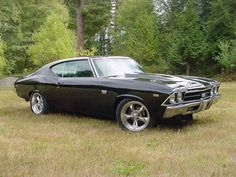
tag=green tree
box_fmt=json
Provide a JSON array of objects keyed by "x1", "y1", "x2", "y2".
[
  {"x1": 28, "y1": 6, "x2": 76, "y2": 67},
  {"x1": 112, "y1": 0, "x2": 161, "y2": 71},
  {"x1": 63, "y1": 0, "x2": 110, "y2": 52},
  {"x1": 215, "y1": 40, "x2": 236, "y2": 75},
  {"x1": 206, "y1": 0, "x2": 235, "y2": 44},
  {"x1": 0, "y1": 0, "x2": 74, "y2": 73},
  {"x1": 163, "y1": 0, "x2": 207, "y2": 75},
  {"x1": 0, "y1": 40, "x2": 6, "y2": 76},
  {"x1": 0, "y1": 0, "x2": 21, "y2": 73},
  {"x1": 202, "y1": 0, "x2": 235, "y2": 76}
]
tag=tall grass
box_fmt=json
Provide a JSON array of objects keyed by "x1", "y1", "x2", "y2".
[{"x1": 0, "y1": 83, "x2": 235, "y2": 177}]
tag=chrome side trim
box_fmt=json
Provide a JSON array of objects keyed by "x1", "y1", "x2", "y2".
[{"x1": 161, "y1": 92, "x2": 174, "y2": 106}]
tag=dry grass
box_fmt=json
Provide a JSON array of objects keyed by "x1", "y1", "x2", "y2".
[{"x1": 0, "y1": 83, "x2": 235, "y2": 177}]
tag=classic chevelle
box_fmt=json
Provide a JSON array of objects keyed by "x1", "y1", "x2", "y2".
[{"x1": 15, "y1": 56, "x2": 220, "y2": 131}]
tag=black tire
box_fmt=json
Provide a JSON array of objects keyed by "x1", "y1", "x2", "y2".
[
  {"x1": 30, "y1": 92, "x2": 49, "y2": 115},
  {"x1": 116, "y1": 98, "x2": 155, "y2": 132}
]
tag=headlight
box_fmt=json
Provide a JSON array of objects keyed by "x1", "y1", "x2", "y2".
[
  {"x1": 169, "y1": 93, "x2": 176, "y2": 104},
  {"x1": 168, "y1": 92, "x2": 184, "y2": 104},
  {"x1": 177, "y1": 92, "x2": 183, "y2": 102}
]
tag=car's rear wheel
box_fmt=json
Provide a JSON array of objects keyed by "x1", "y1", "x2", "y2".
[
  {"x1": 116, "y1": 98, "x2": 153, "y2": 132},
  {"x1": 30, "y1": 92, "x2": 48, "y2": 115}
]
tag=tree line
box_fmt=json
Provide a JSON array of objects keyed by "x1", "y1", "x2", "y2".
[{"x1": 0, "y1": 0, "x2": 235, "y2": 77}]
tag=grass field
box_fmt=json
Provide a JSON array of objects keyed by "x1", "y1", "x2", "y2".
[{"x1": 0, "y1": 83, "x2": 235, "y2": 177}]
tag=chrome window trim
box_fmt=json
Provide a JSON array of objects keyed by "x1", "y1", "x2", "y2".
[
  {"x1": 62, "y1": 62, "x2": 65, "y2": 77},
  {"x1": 87, "y1": 58, "x2": 97, "y2": 78},
  {"x1": 89, "y1": 58, "x2": 99, "y2": 77},
  {"x1": 50, "y1": 62, "x2": 65, "y2": 78},
  {"x1": 51, "y1": 58, "x2": 96, "y2": 78}
]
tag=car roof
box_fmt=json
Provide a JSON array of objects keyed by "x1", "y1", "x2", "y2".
[{"x1": 90, "y1": 56, "x2": 130, "y2": 59}]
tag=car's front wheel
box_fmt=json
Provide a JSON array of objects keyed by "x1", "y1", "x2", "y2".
[
  {"x1": 116, "y1": 98, "x2": 154, "y2": 132},
  {"x1": 30, "y1": 92, "x2": 48, "y2": 115}
]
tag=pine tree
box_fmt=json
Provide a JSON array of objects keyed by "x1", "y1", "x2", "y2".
[
  {"x1": 112, "y1": 0, "x2": 160, "y2": 71},
  {"x1": 163, "y1": 0, "x2": 207, "y2": 75}
]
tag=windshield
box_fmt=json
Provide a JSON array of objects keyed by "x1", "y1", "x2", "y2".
[{"x1": 92, "y1": 58, "x2": 144, "y2": 77}]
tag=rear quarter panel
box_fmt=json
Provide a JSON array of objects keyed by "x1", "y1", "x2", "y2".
[{"x1": 14, "y1": 75, "x2": 58, "y2": 101}]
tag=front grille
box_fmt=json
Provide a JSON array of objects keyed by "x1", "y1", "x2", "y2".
[{"x1": 184, "y1": 89, "x2": 211, "y2": 101}]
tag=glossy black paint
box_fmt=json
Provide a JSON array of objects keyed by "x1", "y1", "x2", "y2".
[{"x1": 14, "y1": 56, "x2": 219, "y2": 120}]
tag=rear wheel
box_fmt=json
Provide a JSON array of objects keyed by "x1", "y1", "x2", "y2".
[
  {"x1": 30, "y1": 92, "x2": 48, "y2": 115},
  {"x1": 116, "y1": 98, "x2": 154, "y2": 132}
]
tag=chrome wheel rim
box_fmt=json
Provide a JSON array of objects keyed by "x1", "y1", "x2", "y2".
[
  {"x1": 31, "y1": 93, "x2": 44, "y2": 114},
  {"x1": 120, "y1": 101, "x2": 150, "y2": 131}
]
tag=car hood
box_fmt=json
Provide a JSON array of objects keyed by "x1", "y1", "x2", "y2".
[{"x1": 114, "y1": 73, "x2": 219, "y2": 91}]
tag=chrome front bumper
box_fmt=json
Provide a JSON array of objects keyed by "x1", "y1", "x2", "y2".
[{"x1": 163, "y1": 94, "x2": 221, "y2": 118}]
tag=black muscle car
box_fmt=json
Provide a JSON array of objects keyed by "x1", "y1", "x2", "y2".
[{"x1": 14, "y1": 56, "x2": 220, "y2": 131}]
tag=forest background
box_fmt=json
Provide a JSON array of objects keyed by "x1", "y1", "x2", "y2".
[{"x1": 0, "y1": 0, "x2": 235, "y2": 79}]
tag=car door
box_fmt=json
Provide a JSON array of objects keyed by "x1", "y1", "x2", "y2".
[
  {"x1": 52, "y1": 59, "x2": 98, "y2": 114},
  {"x1": 96, "y1": 77, "x2": 120, "y2": 118}
]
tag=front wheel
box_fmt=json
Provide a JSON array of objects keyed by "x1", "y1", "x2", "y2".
[
  {"x1": 116, "y1": 99, "x2": 154, "y2": 132},
  {"x1": 30, "y1": 92, "x2": 48, "y2": 115}
]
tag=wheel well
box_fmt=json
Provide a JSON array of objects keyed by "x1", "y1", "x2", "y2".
[
  {"x1": 27, "y1": 91, "x2": 34, "y2": 101},
  {"x1": 113, "y1": 96, "x2": 143, "y2": 115},
  {"x1": 29, "y1": 90, "x2": 40, "y2": 99},
  {"x1": 29, "y1": 91, "x2": 33, "y2": 98}
]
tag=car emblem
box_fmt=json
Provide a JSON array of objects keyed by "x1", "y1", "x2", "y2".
[
  {"x1": 202, "y1": 93, "x2": 206, "y2": 98},
  {"x1": 101, "y1": 90, "x2": 107, "y2": 95},
  {"x1": 153, "y1": 94, "x2": 159, "y2": 98}
]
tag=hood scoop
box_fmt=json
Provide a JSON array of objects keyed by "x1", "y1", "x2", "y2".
[{"x1": 184, "y1": 81, "x2": 206, "y2": 91}]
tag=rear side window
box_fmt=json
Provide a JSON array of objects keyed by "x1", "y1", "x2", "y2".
[
  {"x1": 51, "y1": 63, "x2": 65, "y2": 77},
  {"x1": 51, "y1": 60, "x2": 94, "y2": 77},
  {"x1": 64, "y1": 60, "x2": 93, "y2": 77}
]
